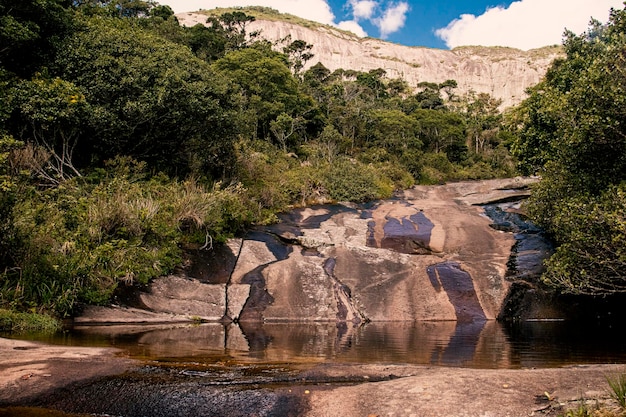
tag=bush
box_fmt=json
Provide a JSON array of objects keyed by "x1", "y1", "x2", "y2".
[
  {"x1": 323, "y1": 158, "x2": 390, "y2": 202},
  {"x1": 1, "y1": 160, "x2": 254, "y2": 316},
  {"x1": 0, "y1": 308, "x2": 60, "y2": 333}
]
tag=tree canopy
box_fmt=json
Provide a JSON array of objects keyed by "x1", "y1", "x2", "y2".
[{"x1": 512, "y1": 7, "x2": 626, "y2": 294}]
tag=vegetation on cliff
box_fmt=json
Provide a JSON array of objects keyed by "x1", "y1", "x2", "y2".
[
  {"x1": 512, "y1": 7, "x2": 626, "y2": 295},
  {"x1": 1, "y1": 0, "x2": 516, "y2": 319}
]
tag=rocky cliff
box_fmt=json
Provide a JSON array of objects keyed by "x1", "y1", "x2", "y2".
[{"x1": 177, "y1": 12, "x2": 562, "y2": 108}]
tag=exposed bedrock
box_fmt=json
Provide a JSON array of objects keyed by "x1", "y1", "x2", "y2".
[{"x1": 77, "y1": 178, "x2": 543, "y2": 325}]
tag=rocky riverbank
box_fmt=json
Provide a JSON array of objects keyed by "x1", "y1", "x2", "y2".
[{"x1": 1, "y1": 336, "x2": 625, "y2": 416}]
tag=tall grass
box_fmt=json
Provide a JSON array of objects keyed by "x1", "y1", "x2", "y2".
[
  {"x1": 1, "y1": 161, "x2": 255, "y2": 317},
  {"x1": 0, "y1": 309, "x2": 60, "y2": 333},
  {"x1": 607, "y1": 373, "x2": 626, "y2": 409}
]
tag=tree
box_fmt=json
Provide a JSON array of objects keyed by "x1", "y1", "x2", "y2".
[
  {"x1": 463, "y1": 92, "x2": 502, "y2": 154},
  {"x1": 356, "y1": 68, "x2": 387, "y2": 100},
  {"x1": 0, "y1": 0, "x2": 75, "y2": 77},
  {"x1": 270, "y1": 112, "x2": 304, "y2": 152},
  {"x1": 73, "y1": 0, "x2": 154, "y2": 17},
  {"x1": 212, "y1": 44, "x2": 311, "y2": 141},
  {"x1": 0, "y1": 135, "x2": 23, "y2": 275},
  {"x1": 282, "y1": 38, "x2": 314, "y2": 77},
  {"x1": 412, "y1": 109, "x2": 465, "y2": 157},
  {"x1": 8, "y1": 77, "x2": 89, "y2": 185},
  {"x1": 414, "y1": 82, "x2": 444, "y2": 110},
  {"x1": 206, "y1": 11, "x2": 258, "y2": 52},
  {"x1": 364, "y1": 108, "x2": 422, "y2": 173},
  {"x1": 52, "y1": 15, "x2": 238, "y2": 176},
  {"x1": 149, "y1": 4, "x2": 175, "y2": 20},
  {"x1": 186, "y1": 23, "x2": 227, "y2": 62},
  {"x1": 514, "y1": 6, "x2": 626, "y2": 294}
]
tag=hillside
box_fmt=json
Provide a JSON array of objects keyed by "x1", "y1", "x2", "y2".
[{"x1": 177, "y1": 10, "x2": 562, "y2": 108}]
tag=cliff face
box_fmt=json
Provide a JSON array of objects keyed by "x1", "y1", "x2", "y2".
[{"x1": 177, "y1": 12, "x2": 562, "y2": 108}]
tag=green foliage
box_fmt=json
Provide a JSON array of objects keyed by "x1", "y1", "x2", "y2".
[
  {"x1": 607, "y1": 373, "x2": 626, "y2": 409},
  {"x1": 7, "y1": 76, "x2": 90, "y2": 184},
  {"x1": 412, "y1": 109, "x2": 465, "y2": 158},
  {"x1": 1, "y1": 160, "x2": 254, "y2": 316},
  {"x1": 0, "y1": 0, "x2": 75, "y2": 77},
  {"x1": 323, "y1": 157, "x2": 392, "y2": 202},
  {"x1": 52, "y1": 15, "x2": 238, "y2": 176},
  {"x1": 536, "y1": 185, "x2": 626, "y2": 294},
  {"x1": 234, "y1": 140, "x2": 399, "y2": 210},
  {"x1": 514, "y1": 6, "x2": 626, "y2": 294},
  {"x1": 212, "y1": 44, "x2": 310, "y2": 141},
  {"x1": 0, "y1": 308, "x2": 60, "y2": 333}
]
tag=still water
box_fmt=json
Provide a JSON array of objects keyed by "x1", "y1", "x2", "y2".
[{"x1": 14, "y1": 320, "x2": 626, "y2": 369}]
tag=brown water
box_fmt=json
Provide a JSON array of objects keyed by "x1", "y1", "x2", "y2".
[{"x1": 15, "y1": 320, "x2": 626, "y2": 369}]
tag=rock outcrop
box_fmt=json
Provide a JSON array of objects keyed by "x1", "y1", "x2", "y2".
[
  {"x1": 176, "y1": 12, "x2": 562, "y2": 108},
  {"x1": 76, "y1": 178, "x2": 540, "y2": 325}
]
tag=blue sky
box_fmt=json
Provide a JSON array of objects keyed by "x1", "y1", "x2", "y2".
[
  {"x1": 162, "y1": 0, "x2": 624, "y2": 50},
  {"x1": 328, "y1": 0, "x2": 516, "y2": 49}
]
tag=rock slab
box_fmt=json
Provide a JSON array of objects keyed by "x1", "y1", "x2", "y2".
[{"x1": 77, "y1": 179, "x2": 532, "y2": 325}]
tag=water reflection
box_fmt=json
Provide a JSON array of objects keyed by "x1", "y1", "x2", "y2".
[{"x1": 12, "y1": 320, "x2": 622, "y2": 370}]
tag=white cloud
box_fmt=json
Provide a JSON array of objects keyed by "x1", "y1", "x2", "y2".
[
  {"x1": 435, "y1": 0, "x2": 624, "y2": 50},
  {"x1": 374, "y1": 2, "x2": 409, "y2": 39},
  {"x1": 348, "y1": 0, "x2": 377, "y2": 20},
  {"x1": 159, "y1": 0, "x2": 336, "y2": 25},
  {"x1": 337, "y1": 20, "x2": 368, "y2": 37},
  {"x1": 344, "y1": 0, "x2": 409, "y2": 38}
]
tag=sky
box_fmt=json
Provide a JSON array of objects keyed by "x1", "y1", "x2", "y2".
[{"x1": 160, "y1": 0, "x2": 625, "y2": 50}]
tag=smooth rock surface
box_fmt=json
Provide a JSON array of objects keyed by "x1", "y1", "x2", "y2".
[{"x1": 76, "y1": 178, "x2": 533, "y2": 325}]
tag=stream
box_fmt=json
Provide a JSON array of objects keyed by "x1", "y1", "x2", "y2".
[{"x1": 16, "y1": 318, "x2": 626, "y2": 370}]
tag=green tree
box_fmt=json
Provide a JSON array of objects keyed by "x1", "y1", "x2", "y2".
[
  {"x1": 52, "y1": 15, "x2": 238, "y2": 176},
  {"x1": 413, "y1": 82, "x2": 444, "y2": 110},
  {"x1": 0, "y1": 135, "x2": 23, "y2": 273},
  {"x1": 463, "y1": 92, "x2": 502, "y2": 154},
  {"x1": 212, "y1": 44, "x2": 311, "y2": 142},
  {"x1": 8, "y1": 77, "x2": 90, "y2": 185},
  {"x1": 206, "y1": 11, "x2": 258, "y2": 52},
  {"x1": 283, "y1": 38, "x2": 314, "y2": 77},
  {"x1": 514, "y1": 7, "x2": 626, "y2": 294},
  {"x1": 0, "y1": 0, "x2": 75, "y2": 77},
  {"x1": 413, "y1": 109, "x2": 465, "y2": 157}
]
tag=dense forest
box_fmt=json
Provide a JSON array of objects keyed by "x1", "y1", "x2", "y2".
[{"x1": 0, "y1": 0, "x2": 624, "y2": 326}]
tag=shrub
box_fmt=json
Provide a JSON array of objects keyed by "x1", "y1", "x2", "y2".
[
  {"x1": 323, "y1": 158, "x2": 388, "y2": 202},
  {"x1": 0, "y1": 308, "x2": 60, "y2": 333},
  {"x1": 1, "y1": 160, "x2": 254, "y2": 316}
]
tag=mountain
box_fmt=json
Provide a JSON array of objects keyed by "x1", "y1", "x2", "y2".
[{"x1": 177, "y1": 10, "x2": 562, "y2": 108}]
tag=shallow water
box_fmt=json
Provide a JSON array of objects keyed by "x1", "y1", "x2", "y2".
[{"x1": 11, "y1": 320, "x2": 626, "y2": 370}]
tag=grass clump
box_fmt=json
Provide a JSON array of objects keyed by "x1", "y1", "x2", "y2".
[
  {"x1": 608, "y1": 373, "x2": 626, "y2": 409},
  {"x1": 558, "y1": 374, "x2": 626, "y2": 417},
  {"x1": 0, "y1": 309, "x2": 60, "y2": 333}
]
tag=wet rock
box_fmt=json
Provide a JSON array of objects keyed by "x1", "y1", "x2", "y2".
[
  {"x1": 226, "y1": 284, "x2": 251, "y2": 321},
  {"x1": 427, "y1": 262, "x2": 487, "y2": 322},
  {"x1": 75, "y1": 178, "x2": 527, "y2": 325},
  {"x1": 139, "y1": 276, "x2": 226, "y2": 321}
]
